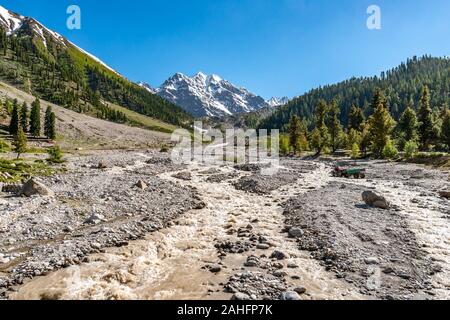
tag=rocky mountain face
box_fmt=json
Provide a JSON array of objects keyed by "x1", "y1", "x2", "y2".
[
  {"x1": 140, "y1": 72, "x2": 278, "y2": 118},
  {"x1": 267, "y1": 97, "x2": 290, "y2": 107}
]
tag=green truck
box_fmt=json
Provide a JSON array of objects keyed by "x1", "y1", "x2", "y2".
[{"x1": 332, "y1": 166, "x2": 366, "y2": 179}]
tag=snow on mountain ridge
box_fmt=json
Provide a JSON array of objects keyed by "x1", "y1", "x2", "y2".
[
  {"x1": 0, "y1": 5, "x2": 23, "y2": 35},
  {"x1": 0, "y1": 5, "x2": 119, "y2": 75},
  {"x1": 267, "y1": 96, "x2": 290, "y2": 107},
  {"x1": 153, "y1": 72, "x2": 270, "y2": 117}
]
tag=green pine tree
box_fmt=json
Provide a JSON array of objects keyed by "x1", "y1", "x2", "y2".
[
  {"x1": 396, "y1": 105, "x2": 419, "y2": 150},
  {"x1": 329, "y1": 99, "x2": 344, "y2": 153},
  {"x1": 47, "y1": 111, "x2": 56, "y2": 140},
  {"x1": 44, "y1": 106, "x2": 54, "y2": 138},
  {"x1": 287, "y1": 115, "x2": 309, "y2": 154},
  {"x1": 312, "y1": 100, "x2": 330, "y2": 155},
  {"x1": 441, "y1": 109, "x2": 450, "y2": 150},
  {"x1": 9, "y1": 102, "x2": 20, "y2": 135},
  {"x1": 348, "y1": 104, "x2": 365, "y2": 132},
  {"x1": 417, "y1": 85, "x2": 435, "y2": 151},
  {"x1": 13, "y1": 126, "x2": 28, "y2": 159},
  {"x1": 368, "y1": 89, "x2": 396, "y2": 157},
  {"x1": 347, "y1": 129, "x2": 362, "y2": 150},
  {"x1": 30, "y1": 98, "x2": 41, "y2": 137},
  {"x1": 20, "y1": 102, "x2": 28, "y2": 133}
]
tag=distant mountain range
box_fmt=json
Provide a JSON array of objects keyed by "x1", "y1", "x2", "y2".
[{"x1": 139, "y1": 73, "x2": 289, "y2": 117}]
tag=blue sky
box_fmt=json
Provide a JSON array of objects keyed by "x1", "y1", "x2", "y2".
[{"x1": 2, "y1": 0, "x2": 450, "y2": 99}]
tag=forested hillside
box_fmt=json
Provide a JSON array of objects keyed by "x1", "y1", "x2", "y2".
[
  {"x1": 259, "y1": 56, "x2": 450, "y2": 131},
  {"x1": 0, "y1": 11, "x2": 192, "y2": 129}
]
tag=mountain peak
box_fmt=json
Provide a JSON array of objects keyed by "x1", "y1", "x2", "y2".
[
  {"x1": 207, "y1": 74, "x2": 223, "y2": 83},
  {"x1": 153, "y1": 72, "x2": 270, "y2": 117},
  {"x1": 194, "y1": 71, "x2": 207, "y2": 80},
  {"x1": 267, "y1": 97, "x2": 290, "y2": 107},
  {"x1": 0, "y1": 5, "x2": 24, "y2": 35}
]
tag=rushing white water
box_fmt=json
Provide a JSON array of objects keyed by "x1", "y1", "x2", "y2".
[{"x1": 11, "y1": 161, "x2": 364, "y2": 300}]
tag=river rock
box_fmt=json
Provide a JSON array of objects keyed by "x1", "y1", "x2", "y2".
[
  {"x1": 231, "y1": 292, "x2": 251, "y2": 301},
  {"x1": 20, "y1": 178, "x2": 54, "y2": 197},
  {"x1": 288, "y1": 227, "x2": 304, "y2": 238},
  {"x1": 362, "y1": 191, "x2": 390, "y2": 209},
  {"x1": 209, "y1": 265, "x2": 222, "y2": 273},
  {"x1": 84, "y1": 213, "x2": 106, "y2": 225},
  {"x1": 293, "y1": 286, "x2": 307, "y2": 295},
  {"x1": 98, "y1": 160, "x2": 108, "y2": 169},
  {"x1": 135, "y1": 180, "x2": 148, "y2": 190},
  {"x1": 279, "y1": 291, "x2": 301, "y2": 300},
  {"x1": 439, "y1": 191, "x2": 450, "y2": 199},
  {"x1": 256, "y1": 243, "x2": 270, "y2": 250},
  {"x1": 270, "y1": 250, "x2": 288, "y2": 260},
  {"x1": 364, "y1": 257, "x2": 380, "y2": 265}
]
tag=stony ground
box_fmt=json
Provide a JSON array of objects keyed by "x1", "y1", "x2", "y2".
[
  {"x1": 1, "y1": 152, "x2": 449, "y2": 300},
  {"x1": 283, "y1": 159, "x2": 450, "y2": 300},
  {"x1": 0, "y1": 150, "x2": 204, "y2": 298}
]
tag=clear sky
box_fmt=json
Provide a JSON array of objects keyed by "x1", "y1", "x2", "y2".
[{"x1": 2, "y1": 0, "x2": 450, "y2": 99}]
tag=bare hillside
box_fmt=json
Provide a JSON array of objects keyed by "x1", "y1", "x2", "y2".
[{"x1": 0, "y1": 82, "x2": 172, "y2": 150}]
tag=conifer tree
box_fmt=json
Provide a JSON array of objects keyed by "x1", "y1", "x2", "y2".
[
  {"x1": 13, "y1": 126, "x2": 27, "y2": 159},
  {"x1": 347, "y1": 129, "x2": 362, "y2": 150},
  {"x1": 30, "y1": 98, "x2": 41, "y2": 137},
  {"x1": 329, "y1": 99, "x2": 344, "y2": 153},
  {"x1": 348, "y1": 104, "x2": 365, "y2": 132},
  {"x1": 47, "y1": 111, "x2": 56, "y2": 140},
  {"x1": 44, "y1": 106, "x2": 54, "y2": 138},
  {"x1": 417, "y1": 86, "x2": 435, "y2": 151},
  {"x1": 396, "y1": 105, "x2": 419, "y2": 150},
  {"x1": 441, "y1": 109, "x2": 450, "y2": 150},
  {"x1": 368, "y1": 89, "x2": 396, "y2": 157},
  {"x1": 9, "y1": 101, "x2": 20, "y2": 135},
  {"x1": 288, "y1": 115, "x2": 300, "y2": 153},
  {"x1": 311, "y1": 100, "x2": 330, "y2": 155},
  {"x1": 288, "y1": 115, "x2": 306, "y2": 154},
  {"x1": 20, "y1": 102, "x2": 28, "y2": 132}
]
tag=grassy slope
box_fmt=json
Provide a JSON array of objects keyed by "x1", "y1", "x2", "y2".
[{"x1": 106, "y1": 102, "x2": 178, "y2": 134}]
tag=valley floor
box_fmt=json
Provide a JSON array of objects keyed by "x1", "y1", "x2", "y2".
[{"x1": 0, "y1": 151, "x2": 449, "y2": 300}]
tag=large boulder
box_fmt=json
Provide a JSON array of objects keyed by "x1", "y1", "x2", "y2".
[
  {"x1": 135, "y1": 180, "x2": 148, "y2": 190},
  {"x1": 362, "y1": 191, "x2": 390, "y2": 209},
  {"x1": 97, "y1": 160, "x2": 108, "y2": 169},
  {"x1": 288, "y1": 227, "x2": 304, "y2": 238},
  {"x1": 439, "y1": 191, "x2": 450, "y2": 199},
  {"x1": 279, "y1": 291, "x2": 301, "y2": 300},
  {"x1": 20, "y1": 178, "x2": 54, "y2": 197},
  {"x1": 84, "y1": 213, "x2": 106, "y2": 225}
]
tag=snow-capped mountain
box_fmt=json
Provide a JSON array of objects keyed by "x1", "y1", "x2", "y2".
[
  {"x1": 0, "y1": 6, "x2": 23, "y2": 35},
  {"x1": 0, "y1": 5, "x2": 118, "y2": 75},
  {"x1": 267, "y1": 96, "x2": 290, "y2": 107},
  {"x1": 148, "y1": 72, "x2": 271, "y2": 117},
  {"x1": 137, "y1": 82, "x2": 156, "y2": 94}
]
